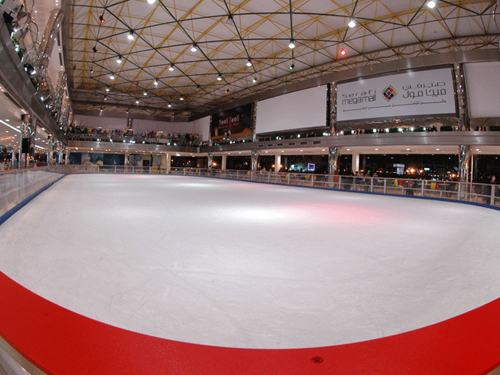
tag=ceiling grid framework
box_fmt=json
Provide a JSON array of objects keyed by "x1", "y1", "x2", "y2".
[{"x1": 64, "y1": 0, "x2": 500, "y2": 120}]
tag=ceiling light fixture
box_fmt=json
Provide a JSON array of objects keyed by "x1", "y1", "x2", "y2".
[
  {"x1": 135, "y1": 99, "x2": 139, "y2": 104},
  {"x1": 217, "y1": 73, "x2": 222, "y2": 81},
  {"x1": 288, "y1": 39, "x2": 295, "y2": 49},
  {"x1": 246, "y1": 59, "x2": 252, "y2": 67},
  {"x1": 154, "y1": 79, "x2": 158, "y2": 86},
  {"x1": 147, "y1": 0, "x2": 155, "y2": 3},
  {"x1": 289, "y1": 64, "x2": 294, "y2": 71},
  {"x1": 180, "y1": 96, "x2": 184, "y2": 101},
  {"x1": 110, "y1": 74, "x2": 115, "y2": 80},
  {"x1": 191, "y1": 44, "x2": 198, "y2": 52},
  {"x1": 252, "y1": 78, "x2": 258, "y2": 84},
  {"x1": 105, "y1": 87, "x2": 110, "y2": 92},
  {"x1": 169, "y1": 63, "x2": 174, "y2": 71},
  {"x1": 339, "y1": 48, "x2": 347, "y2": 57},
  {"x1": 168, "y1": 103, "x2": 172, "y2": 108},
  {"x1": 426, "y1": 0, "x2": 436, "y2": 8},
  {"x1": 143, "y1": 91, "x2": 148, "y2": 96},
  {"x1": 128, "y1": 30, "x2": 134, "y2": 40},
  {"x1": 99, "y1": 15, "x2": 105, "y2": 24},
  {"x1": 116, "y1": 55, "x2": 122, "y2": 64},
  {"x1": 348, "y1": 19, "x2": 356, "y2": 28},
  {"x1": 226, "y1": 14, "x2": 235, "y2": 26}
]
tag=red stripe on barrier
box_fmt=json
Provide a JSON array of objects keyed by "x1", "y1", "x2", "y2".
[{"x1": 1, "y1": 270, "x2": 500, "y2": 375}]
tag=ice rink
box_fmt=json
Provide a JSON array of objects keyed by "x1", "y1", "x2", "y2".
[{"x1": 1, "y1": 174, "x2": 500, "y2": 350}]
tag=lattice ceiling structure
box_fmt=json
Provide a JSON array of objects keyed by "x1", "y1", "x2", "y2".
[{"x1": 64, "y1": 0, "x2": 500, "y2": 121}]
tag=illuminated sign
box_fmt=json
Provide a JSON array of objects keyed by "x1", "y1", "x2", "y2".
[{"x1": 337, "y1": 68, "x2": 456, "y2": 122}]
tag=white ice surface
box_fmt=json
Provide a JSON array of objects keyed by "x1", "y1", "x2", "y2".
[{"x1": 1, "y1": 174, "x2": 500, "y2": 349}]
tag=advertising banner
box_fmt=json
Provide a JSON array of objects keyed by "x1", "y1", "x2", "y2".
[
  {"x1": 337, "y1": 68, "x2": 456, "y2": 122},
  {"x1": 210, "y1": 103, "x2": 253, "y2": 139}
]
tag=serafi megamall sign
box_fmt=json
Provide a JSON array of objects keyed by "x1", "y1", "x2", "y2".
[{"x1": 336, "y1": 68, "x2": 456, "y2": 122}]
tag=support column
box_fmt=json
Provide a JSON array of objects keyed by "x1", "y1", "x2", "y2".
[
  {"x1": 274, "y1": 154, "x2": 281, "y2": 173},
  {"x1": 65, "y1": 150, "x2": 69, "y2": 165},
  {"x1": 221, "y1": 154, "x2": 227, "y2": 170},
  {"x1": 18, "y1": 132, "x2": 22, "y2": 169},
  {"x1": 328, "y1": 83, "x2": 338, "y2": 136},
  {"x1": 459, "y1": 145, "x2": 472, "y2": 182},
  {"x1": 207, "y1": 152, "x2": 213, "y2": 170},
  {"x1": 328, "y1": 147, "x2": 339, "y2": 175},
  {"x1": 124, "y1": 153, "x2": 130, "y2": 166},
  {"x1": 165, "y1": 153, "x2": 171, "y2": 172},
  {"x1": 251, "y1": 150, "x2": 259, "y2": 171},
  {"x1": 352, "y1": 151, "x2": 360, "y2": 173},
  {"x1": 454, "y1": 64, "x2": 470, "y2": 131}
]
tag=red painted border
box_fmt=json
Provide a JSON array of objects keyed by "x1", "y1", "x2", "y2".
[{"x1": 1, "y1": 270, "x2": 500, "y2": 375}]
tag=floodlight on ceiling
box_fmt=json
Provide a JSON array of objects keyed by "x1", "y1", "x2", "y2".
[
  {"x1": 339, "y1": 48, "x2": 347, "y2": 57},
  {"x1": 99, "y1": 15, "x2": 104, "y2": 24},
  {"x1": 180, "y1": 96, "x2": 184, "y2": 101},
  {"x1": 154, "y1": 79, "x2": 158, "y2": 86},
  {"x1": 226, "y1": 14, "x2": 235, "y2": 26},
  {"x1": 252, "y1": 78, "x2": 258, "y2": 84},
  {"x1": 135, "y1": 99, "x2": 139, "y2": 104},
  {"x1": 288, "y1": 39, "x2": 296, "y2": 49},
  {"x1": 128, "y1": 30, "x2": 134, "y2": 40},
  {"x1": 109, "y1": 74, "x2": 115, "y2": 80},
  {"x1": 191, "y1": 44, "x2": 198, "y2": 52},
  {"x1": 143, "y1": 91, "x2": 148, "y2": 96},
  {"x1": 348, "y1": 19, "x2": 356, "y2": 28},
  {"x1": 426, "y1": 0, "x2": 436, "y2": 8},
  {"x1": 105, "y1": 87, "x2": 110, "y2": 92},
  {"x1": 116, "y1": 55, "x2": 122, "y2": 64},
  {"x1": 147, "y1": 0, "x2": 155, "y2": 4},
  {"x1": 217, "y1": 73, "x2": 222, "y2": 81},
  {"x1": 169, "y1": 63, "x2": 175, "y2": 71},
  {"x1": 246, "y1": 59, "x2": 252, "y2": 67}
]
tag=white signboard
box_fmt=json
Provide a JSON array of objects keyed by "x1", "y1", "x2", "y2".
[{"x1": 337, "y1": 68, "x2": 456, "y2": 122}]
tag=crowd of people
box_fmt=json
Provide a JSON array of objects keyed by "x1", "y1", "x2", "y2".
[{"x1": 63, "y1": 124, "x2": 201, "y2": 147}]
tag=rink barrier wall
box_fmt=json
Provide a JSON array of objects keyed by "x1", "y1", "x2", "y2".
[
  {"x1": 1, "y1": 168, "x2": 500, "y2": 374},
  {"x1": 0, "y1": 173, "x2": 66, "y2": 227}
]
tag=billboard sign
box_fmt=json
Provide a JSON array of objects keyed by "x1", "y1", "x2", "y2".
[
  {"x1": 210, "y1": 103, "x2": 253, "y2": 139},
  {"x1": 337, "y1": 68, "x2": 456, "y2": 122}
]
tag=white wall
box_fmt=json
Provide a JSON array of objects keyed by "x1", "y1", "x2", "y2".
[
  {"x1": 465, "y1": 61, "x2": 500, "y2": 118},
  {"x1": 74, "y1": 115, "x2": 128, "y2": 129},
  {"x1": 256, "y1": 86, "x2": 327, "y2": 133}
]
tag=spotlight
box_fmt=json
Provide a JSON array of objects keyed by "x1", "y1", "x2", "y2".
[
  {"x1": 105, "y1": 87, "x2": 110, "y2": 92},
  {"x1": 225, "y1": 88, "x2": 230, "y2": 94},
  {"x1": 339, "y1": 48, "x2": 347, "y2": 57},
  {"x1": 180, "y1": 96, "x2": 184, "y2": 101},
  {"x1": 110, "y1": 74, "x2": 115, "y2": 80},
  {"x1": 426, "y1": 0, "x2": 436, "y2": 8},
  {"x1": 154, "y1": 79, "x2": 158, "y2": 86},
  {"x1": 289, "y1": 64, "x2": 294, "y2": 71},
  {"x1": 99, "y1": 15, "x2": 105, "y2": 24},
  {"x1": 128, "y1": 30, "x2": 134, "y2": 40},
  {"x1": 143, "y1": 91, "x2": 148, "y2": 96},
  {"x1": 147, "y1": 0, "x2": 155, "y2": 3},
  {"x1": 217, "y1": 73, "x2": 222, "y2": 81},
  {"x1": 288, "y1": 39, "x2": 295, "y2": 49},
  {"x1": 191, "y1": 44, "x2": 198, "y2": 52},
  {"x1": 116, "y1": 55, "x2": 122, "y2": 64},
  {"x1": 135, "y1": 99, "x2": 139, "y2": 104},
  {"x1": 246, "y1": 59, "x2": 252, "y2": 67},
  {"x1": 252, "y1": 78, "x2": 258, "y2": 84},
  {"x1": 169, "y1": 63, "x2": 174, "y2": 71},
  {"x1": 348, "y1": 19, "x2": 356, "y2": 28}
]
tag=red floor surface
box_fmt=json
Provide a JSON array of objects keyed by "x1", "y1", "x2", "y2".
[{"x1": 1, "y1": 271, "x2": 500, "y2": 374}]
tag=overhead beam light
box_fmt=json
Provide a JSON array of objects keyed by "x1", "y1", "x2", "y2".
[
  {"x1": 154, "y1": 79, "x2": 158, "y2": 86},
  {"x1": 226, "y1": 14, "x2": 235, "y2": 26},
  {"x1": 252, "y1": 78, "x2": 258, "y2": 84},
  {"x1": 99, "y1": 15, "x2": 105, "y2": 24},
  {"x1": 288, "y1": 39, "x2": 295, "y2": 49},
  {"x1": 339, "y1": 48, "x2": 347, "y2": 57},
  {"x1": 191, "y1": 44, "x2": 198, "y2": 52},
  {"x1": 110, "y1": 74, "x2": 115, "y2": 80},
  {"x1": 246, "y1": 59, "x2": 252, "y2": 67},
  {"x1": 180, "y1": 96, "x2": 184, "y2": 101},
  {"x1": 217, "y1": 73, "x2": 222, "y2": 81},
  {"x1": 116, "y1": 55, "x2": 122, "y2": 64},
  {"x1": 348, "y1": 19, "x2": 356, "y2": 28},
  {"x1": 169, "y1": 63, "x2": 175, "y2": 71},
  {"x1": 147, "y1": 0, "x2": 155, "y2": 3},
  {"x1": 128, "y1": 30, "x2": 134, "y2": 40},
  {"x1": 426, "y1": 0, "x2": 436, "y2": 8}
]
